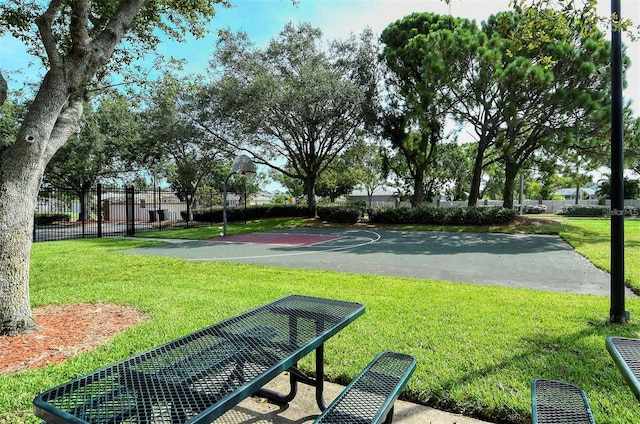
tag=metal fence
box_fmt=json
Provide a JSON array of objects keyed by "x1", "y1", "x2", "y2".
[{"x1": 34, "y1": 185, "x2": 224, "y2": 242}]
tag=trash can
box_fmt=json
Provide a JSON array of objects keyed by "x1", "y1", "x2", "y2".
[
  {"x1": 148, "y1": 210, "x2": 157, "y2": 222},
  {"x1": 158, "y1": 209, "x2": 168, "y2": 221}
]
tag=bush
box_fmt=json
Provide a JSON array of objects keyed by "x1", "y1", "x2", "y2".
[
  {"x1": 368, "y1": 206, "x2": 515, "y2": 226},
  {"x1": 317, "y1": 205, "x2": 362, "y2": 224},
  {"x1": 518, "y1": 204, "x2": 547, "y2": 214},
  {"x1": 188, "y1": 204, "x2": 311, "y2": 222},
  {"x1": 34, "y1": 213, "x2": 70, "y2": 225},
  {"x1": 558, "y1": 205, "x2": 608, "y2": 217}
]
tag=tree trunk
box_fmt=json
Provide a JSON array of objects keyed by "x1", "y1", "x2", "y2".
[
  {"x1": 0, "y1": 200, "x2": 39, "y2": 335},
  {"x1": 410, "y1": 171, "x2": 425, "y2": 207},
  {"x1": 0, "y1": 97, "x2": 82, "y2": 334},
  {"x1": 502, "y1": 158, "x2": 519, "y2": 210},
  {"x1": 304, "y1": 176, "x2": 317, "y2": 217},
  {"x1": 0, "y1": 144, "x2": 46, "y2": 335},
  {"x1": 467, "y1": 147, "x2": 485, "y2": 207}
]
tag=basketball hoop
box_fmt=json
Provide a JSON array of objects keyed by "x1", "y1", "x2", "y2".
[
  {"x1": 231, "y1": 154, "x2": 256, "y2": 175},
  {"x1": 223, "y1": 154, "x2": 256, "y2": 236}
]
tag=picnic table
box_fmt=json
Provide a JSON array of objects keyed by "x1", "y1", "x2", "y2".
[
  {"x1": 606, "y1": 336, "x2": 640, "y2": 402},
  {"x1": 33, "y1": 294, "x2": 365, "y2": 424}
]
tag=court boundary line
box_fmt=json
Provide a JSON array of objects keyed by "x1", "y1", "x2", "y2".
[{"x1": 189, "y1": 230, "x2": 381, "y2": 262}]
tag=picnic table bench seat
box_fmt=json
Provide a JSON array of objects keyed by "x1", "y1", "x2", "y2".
[
  {"x1": 313, "y1": 351, "x2": 417, "y2": 424},
  {"x1": 531, "y1": 379, "x2": 596, "y2": 424}
]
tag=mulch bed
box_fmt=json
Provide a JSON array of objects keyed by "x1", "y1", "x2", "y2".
[{"x1": 0, "y1": 303, "x2": 145, "y2": 374}]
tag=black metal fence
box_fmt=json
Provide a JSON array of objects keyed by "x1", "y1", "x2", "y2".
[{"x1": 34, "y1": 185, "x2": 223, "y2": 242}]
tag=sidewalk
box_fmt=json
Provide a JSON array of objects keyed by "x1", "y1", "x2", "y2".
[{"x1": 213, "y1": 372, "x2": 493, "y2": 424}]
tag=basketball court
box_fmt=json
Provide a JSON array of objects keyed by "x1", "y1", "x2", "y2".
[{"x1": 122, "y1": 228, "x2": 625, "y2": 296}]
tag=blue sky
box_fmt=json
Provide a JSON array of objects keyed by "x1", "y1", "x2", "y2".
[{"x1": 2, "y1": 0, "x2": 638, "y2": 115}]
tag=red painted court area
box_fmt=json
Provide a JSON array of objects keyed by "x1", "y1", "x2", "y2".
[{"x1": 208, "y1": 233, "x2": 340, "y2": 246}]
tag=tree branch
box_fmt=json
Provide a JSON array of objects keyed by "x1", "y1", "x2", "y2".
[
  {"x1": 86, "y1": 0, "x2": 147, "y2": 75},
  {"x1": 44, "y1": 96, "x2": 84, "y2": 162},
  {"x1": 35, "y1": 0, "x2": 64, "y2": 69},
  {"x1": 70, "y1": 0, "x2": 90, "y2": 53}
]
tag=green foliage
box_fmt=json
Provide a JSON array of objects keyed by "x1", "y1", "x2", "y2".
[
  {"x1": 0, "y1": 0, "x2": 226, "y2": 81},
  {"x1": 271, "y1": 193, "x2": 292, "y2": 205},
  {"x1": 189, "y1": 204, "x2": 310, "y2": 223},
  {"x1": 34, "y1": 213, "x2": 70, "y2": 225},
  {"x1": 369, "y1": 206, "x2": 515, "y2": 225},
  {"x1": 597, "y1": 176, "x2": 640, "y2": 200},
  {"x1": 0, "y1": 99, "x2": 24, "y2": 148},
  {"x1": 482, "y1": 9, "x2": 613, "y2": 208},
  {"x1": 316, "y1": 205, "x2": 362, "y2": 224},
  {"x1": 44, "y1": 93, "x2": 142, "y2": 190},
  {"x1": 138, "y1": 75, "x2": 232, "y2": 201},
  {"x1": 558, "y1": 205, "x2": 640, "y2": 217},
  {"x1": 521, "y1": 204, "x2": 547, "y2": 214},
  {"x1": 380, "y1": 13, "x2": 481, "y2": 207},
  {"x1": 205, "y1": 23, "x2": 379, "y2": 214},
  {"x1": 315, "y1": 147, "x2": 364, "y2": 202},
  {"x1": 558, "y1": 205, "x2": 609, "y2": 217}
]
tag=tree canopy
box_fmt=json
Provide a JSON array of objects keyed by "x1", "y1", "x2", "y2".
[
  {"x1": 194, "y1": 23, "x2": 379, "y2": 215},
  {"x1": 380, "y1": 12, "x2": 482, "y2": 206}
]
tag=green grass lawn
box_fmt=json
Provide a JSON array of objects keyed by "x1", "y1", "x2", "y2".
[{"x1": 2, "y1": 217, "x2": 640, "y2": 423}]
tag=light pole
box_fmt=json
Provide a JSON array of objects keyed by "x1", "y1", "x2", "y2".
[
  {"x1": 223, "y1": 154, "x2": 256, "y2": 236},
  {"x1": 610, "y1": 0, "x2": 627, "y2": 323}
]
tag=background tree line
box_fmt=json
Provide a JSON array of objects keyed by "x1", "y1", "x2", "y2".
[{"x1": 7, "y1": 8, "x2": 636, "y2": 219}]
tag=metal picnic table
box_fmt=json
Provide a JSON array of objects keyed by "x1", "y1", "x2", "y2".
[
  {"x1": 606, "y1": 336, "x2": 640, "y2": 402},
  {"x1": 33, "y1": 294, "x2": 365, "y2": 424}
]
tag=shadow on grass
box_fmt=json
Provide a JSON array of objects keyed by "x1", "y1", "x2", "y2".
[{"x1": 408, "y1": 318, "x2": 640, "y2": 424}]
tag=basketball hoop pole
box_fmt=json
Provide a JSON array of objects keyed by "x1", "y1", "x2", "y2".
[{"x1": 223, "y1": 155, "x2": 255, "y2": 237}]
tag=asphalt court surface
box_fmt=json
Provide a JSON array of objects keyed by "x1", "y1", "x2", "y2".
[{"x1": 124, "y1": 228, "x2": 628, "y2": 296}]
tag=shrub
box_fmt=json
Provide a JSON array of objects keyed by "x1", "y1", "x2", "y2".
[
  {"x1": 519, "y1": 204, "x2": 547, "y2": 214},
  {"x1": 34, "y1": 213, "x2": 70, "y2": 225},
  {"x1": 368, "y1": 206, "x2": 515, "y2": 225},
  {"x1": 556, "y1": 205, "x2": 640, "y2": 217},
  {"x1": 557, "y1": 205, "x2": 608, "y2": 217},
  {"x1": 188, "y1": 204, "x2": 311, "y2": 222},
  {"x1": 317, "y1": 205, "x2": 362, "y2": 224}
]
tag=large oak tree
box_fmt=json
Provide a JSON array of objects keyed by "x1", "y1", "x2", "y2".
[
  {"x1": 0, "y1": 0, "x2": 224, "y2": 335},
  {"x1": 196, "y1": 23, "x2": 379, "y2": 215}
]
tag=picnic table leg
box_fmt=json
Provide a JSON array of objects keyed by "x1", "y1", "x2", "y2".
[
  {"x1": 255, "y1": 344, "x2": 328, "y2": 410},
  {"x1": 314, "y1": 343, "x2": 327, "y2": 410}
]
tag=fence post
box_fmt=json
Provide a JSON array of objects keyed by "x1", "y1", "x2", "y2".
[
  {"x1": 81, "y1": 185, "x2": 87, "y2": 238},
  {"x1": 157, "y1": 187, "x2": 161, "y2": 231},
  {"x1": 125, "y1": 185, "x2": 135, "y2": 236},
  {"x1": 97, "y1": 184, "x2": 102, "y2": 238},
  {"x1": 186, "y1": 190, "x2": 191, "y2": 229}
]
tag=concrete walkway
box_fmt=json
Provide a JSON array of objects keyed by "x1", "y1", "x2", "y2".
[{"x1": 213, "y1": 373, "x2": 492, "y2": 424}]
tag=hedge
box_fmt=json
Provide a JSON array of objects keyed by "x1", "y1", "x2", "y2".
[
  {"x1": 368, "y1": 206, "x2": 516, "y2": 225},
  {"x1": 187, "y1": 204, "x2": 311, "y2": 222},
  {"x1": 558, "y1": 205, "x2": 640, "y2": 217},
  {"x1": 520, "y1": 204, "x2": 547, "y2": 214},
  {"x1": 317, "y1": 205, "x2": 362, "y2": 224},
  {"x1": 34, "y1": 213, "x2": 71, "y2": 225}
]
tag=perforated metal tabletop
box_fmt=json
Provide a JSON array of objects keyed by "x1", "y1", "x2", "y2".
[
  {"x1": 34, "y1": 295, "x2": 365, "y2": 424},
  {"x1": 607, "y1": 336, "x2": 640, "y2": 402}
]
